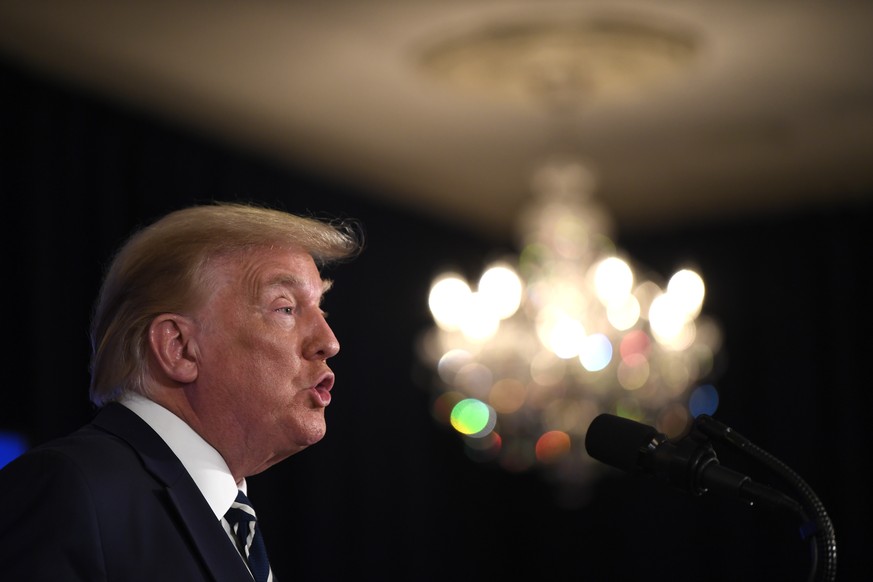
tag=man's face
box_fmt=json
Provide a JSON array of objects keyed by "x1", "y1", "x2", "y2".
[{"x1": 189, "y1": 246, "x2": 340, "y2": 476}]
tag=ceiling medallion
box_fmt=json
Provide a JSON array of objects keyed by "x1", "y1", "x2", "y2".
[{"x1": 418, "y1": 15, "x2": 700, "y2": 108}]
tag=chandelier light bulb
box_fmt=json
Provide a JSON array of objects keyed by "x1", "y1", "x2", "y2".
[
  {"x1": 667, "y1": 268, "x2": 706, "y2": 318},
  {"x1": 460, "y1": 292, "x2": 501, "y2": 342},
  {"x1": 428, "y1": 274, "x2": 472, "y2": 331},
  {"x1": 593, "y1": 256, "x2": 634, "y2": 304},
  {"x1": 478, "y1": 263, "x2": 524, "y2": 320}
]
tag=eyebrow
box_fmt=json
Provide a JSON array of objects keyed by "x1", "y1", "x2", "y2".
[{"x1": 264, "y1": 275, "x2": 333, "y2": 299}]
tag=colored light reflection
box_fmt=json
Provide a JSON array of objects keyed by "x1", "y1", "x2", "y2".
[
  {"x1": 450, "y1": 398, "x2": 495, "y2": 437},
  {"x1": 620, "y1": 330, "x2": 650, "y2": 359},
  {"x1": 689, "y1": 384, "x2": 720, "y2": 417},
  {"x1": 536, "y1": 430, "x2": 571, "y2": 463},
  {"x1": 0, "y1": 431, "x2": 28, "y2": 469}
]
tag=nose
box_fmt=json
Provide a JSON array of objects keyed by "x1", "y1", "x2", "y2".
[{"x1": 306, "y1": 315, "x2": 340, "y2": 361}]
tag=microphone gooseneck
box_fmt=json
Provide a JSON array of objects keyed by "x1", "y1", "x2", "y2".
[{"x1": 584, "y1": 413, "x2": 836, "y2": 582}]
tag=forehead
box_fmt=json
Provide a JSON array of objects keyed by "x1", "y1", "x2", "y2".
[{"x1": 212, "y1": 246, "x2": 329, "y2": 298}]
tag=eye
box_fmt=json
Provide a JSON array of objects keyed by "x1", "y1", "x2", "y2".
[{"x1": 276, "y1": 306, "x2": 296, "y2": 315}]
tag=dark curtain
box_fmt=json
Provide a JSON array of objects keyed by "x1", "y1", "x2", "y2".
[{"x1": 2, "y1": 57, "x2": 871, "y2": 581}]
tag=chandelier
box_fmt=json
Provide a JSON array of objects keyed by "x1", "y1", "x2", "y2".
[{"x1": 418, "y1": 158, "x2": 722, "y2": 496}]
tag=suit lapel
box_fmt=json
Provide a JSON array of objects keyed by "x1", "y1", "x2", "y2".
[
  {"x1": 166, "y1": 477, "x2": 255, "y2": 581},
  {"x1": 92, "y1": 404, "x2": 254, "y2": 582}
]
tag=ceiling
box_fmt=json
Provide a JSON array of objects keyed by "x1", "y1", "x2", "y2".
[{"x1": 2, "y1": 0, "x2": 872, "y2": 239}]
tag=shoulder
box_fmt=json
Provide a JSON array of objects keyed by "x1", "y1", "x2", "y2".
[
  {"x1": 0, "y1": 403, "x2": 171, "y2": 496},
  {"x1": 0, "y1": 419, "x2": 141, "y2": 506}
]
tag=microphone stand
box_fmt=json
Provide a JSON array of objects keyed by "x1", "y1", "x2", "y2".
[{"x1": 693, "y1": 415, "x2": 837, "y2": 582}]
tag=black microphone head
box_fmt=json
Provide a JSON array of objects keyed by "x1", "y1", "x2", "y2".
[{"x1": 585, "y1": 413, "x2": 663, "y2": 473}]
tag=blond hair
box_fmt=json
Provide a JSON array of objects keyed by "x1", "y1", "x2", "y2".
[{"x1": 89, "y1": 203, "x2": 361, "y2": 405}]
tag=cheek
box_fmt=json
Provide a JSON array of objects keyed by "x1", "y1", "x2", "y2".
[
  {"x1": 199, "y1": 313, "x2": 304, "y2": 391},
  {"x1": 218, "y1": 319, "x2": 285, "y2": 361},
  {"x1": 245, "y1": 336, "x2": 305, "y2": 389}
]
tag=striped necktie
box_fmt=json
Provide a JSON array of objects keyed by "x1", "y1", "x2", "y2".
[{"x1": 225, "y1": 490, "x2": 274, "y2": 582}]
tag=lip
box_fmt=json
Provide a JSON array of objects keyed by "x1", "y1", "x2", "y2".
[{"x1": 310, "y1": 372, "x2": 334, "y2": 407}]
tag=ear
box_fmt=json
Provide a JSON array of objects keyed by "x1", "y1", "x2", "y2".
[{"x1": 148, "y1": 314, "x2": 199, "y2": 384}]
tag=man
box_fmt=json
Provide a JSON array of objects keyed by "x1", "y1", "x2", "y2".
[{"x1": 0, "y1": 203, "x2": 361, "y2": 580}]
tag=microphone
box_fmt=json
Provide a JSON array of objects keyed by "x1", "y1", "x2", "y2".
[{"x1": 585, "y1": 413, "x2": 803, "y2": 516}]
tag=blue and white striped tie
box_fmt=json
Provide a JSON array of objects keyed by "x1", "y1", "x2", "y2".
[{"x1": 225, "y1": 490, "x2": 274, "y2": 582}]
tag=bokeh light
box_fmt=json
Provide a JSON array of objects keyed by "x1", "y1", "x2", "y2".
[
  {"x1": 668, "y1": 269, "x2": 706, "y2": 318},
  {"x1": 428, "y1": 275, "x2": 472, "y2": 331},
  {"x1": 450, "y1": 398, "x2": 495, "y2": 437},
  {"x1": 535, "y1": 431, "x2": 572, "y2": 463},
  {"x1": 478, "y1": 263, "x2": 523, "y2": 320},
  {"x1": 489, "y1": 378, "x2": 528, "y2": 414},
  {"x1": 593, "y1": 257, "x2": 634, "y2": 303},
  {"x1": 689, "y1": 384, "x2": 720, "y2": 417},
  {"x1": 579, "y1": 333, "x2": 613, "y2": 372}
]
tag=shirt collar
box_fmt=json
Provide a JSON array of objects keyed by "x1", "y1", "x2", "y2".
[{"x1": 120, "y1": 393, "x2": 244, "y2": 520}]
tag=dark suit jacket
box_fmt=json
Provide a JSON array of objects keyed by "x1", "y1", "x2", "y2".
[{"x1": 0, "y1": 403, "x2": 256, "y2": 581}]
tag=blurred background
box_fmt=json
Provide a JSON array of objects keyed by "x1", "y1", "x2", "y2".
[{"x1": 1, "y1": 2, "x2": 871, "y2": 580}]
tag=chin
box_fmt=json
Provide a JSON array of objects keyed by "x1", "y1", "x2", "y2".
[{"x1": 289, "y1": 416, "x2": 327, "y2": 448}]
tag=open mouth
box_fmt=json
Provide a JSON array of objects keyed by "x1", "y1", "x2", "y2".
[{"x1": 311, "y1": 373, "x2": 334, "y2": 407}]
